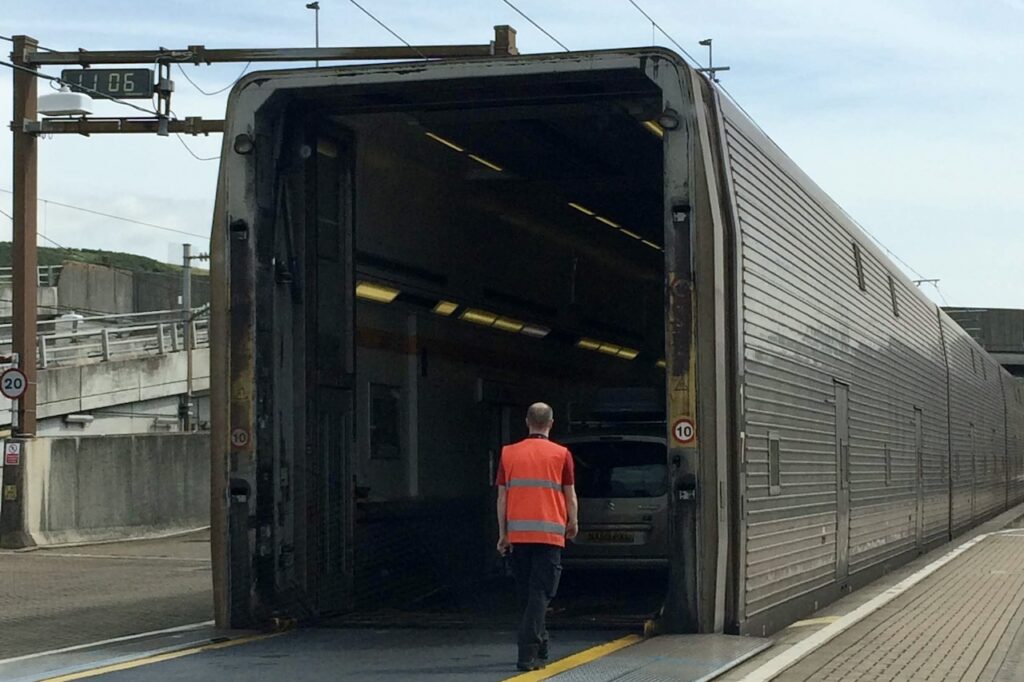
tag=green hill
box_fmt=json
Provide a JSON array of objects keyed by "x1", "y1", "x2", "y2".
[{"x1": 0, "y1": 242, "x2": 185, "y2": 274}]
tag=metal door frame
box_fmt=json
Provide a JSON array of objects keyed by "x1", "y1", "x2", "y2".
[
  {"x1": 914, "y1": 407, "x2": 924, "y2": 549},
  {"x1": 834, "y1": 380, "x2": 851, "y2": 579}
]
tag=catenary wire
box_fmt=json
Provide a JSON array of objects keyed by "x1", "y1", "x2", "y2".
[
  {"x1": 621, "y1": 2, "x2": 947, "y2": 302},
  {"x1": 176, "y1": 61, "x2": 251, "y2": 96},
  {"x1": 500, "y1": 0, "x2": 570, "y2": 52},
  {"x1": 0, "y1": 189, "x2": 209, "y2": 240},
  {"x1": 0, "y1": 35, "x2": 61, "y2": 53},
  {"x1": 349, "y1": 0, "x2": 427, "y2": 59},
  {"x1": 624, "y1": 0, "x2": 703, "y2": 67},
  {"x1": 0, "y1": 59, "x2": 160, "y2": 116},
  {"x1": 174, "y1": 133, "x2": 220, "y2": 161}
]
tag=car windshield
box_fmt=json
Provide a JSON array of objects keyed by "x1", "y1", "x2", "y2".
[{"x1": 571, "y1": 441, "x2": 668, "y2": 498}]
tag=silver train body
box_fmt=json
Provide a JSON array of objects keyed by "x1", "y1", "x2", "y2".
[{"x1": 211, "y1": 48, "x2": 1024, "y2": 636}]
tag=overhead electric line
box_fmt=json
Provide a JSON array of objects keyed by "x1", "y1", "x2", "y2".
[
  {"x1": 176, "y1": 61, "x2": 251, "y2": 96},
  {"x1": 0, "y1": 59, "x2": 160, "y2": 116},
  {"x1": 624, "y1": 0, "x2": 702, "y2": 66},
  {"x1": 174, "y1": 133, "x2": 220, "y2": 161},
  {"x1": 349, "y1": 0, "x2": 427, "y2": 59},
  {"x1": 500, "y1": 0, "x2": 570, "y2": 52},
  {"x1": 0, "y1": 189, "x2": 208, "y2": 240}
]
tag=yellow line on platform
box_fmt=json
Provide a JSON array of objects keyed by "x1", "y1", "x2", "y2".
[
  {"x1": 503, "y1": 634, "x2": 642, "y2": 681},
  {"x1": 41, "y1": 633, "x2": 280, "y2": 681}
]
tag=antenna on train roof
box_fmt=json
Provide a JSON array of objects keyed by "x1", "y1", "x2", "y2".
[{"x1": 696, "y1": 38, "x2": 730, "y2": 83}]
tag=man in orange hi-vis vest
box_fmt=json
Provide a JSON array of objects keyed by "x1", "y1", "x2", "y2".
[{"x1": 496, "y1": 402, "x2": 579, "y2": 671}]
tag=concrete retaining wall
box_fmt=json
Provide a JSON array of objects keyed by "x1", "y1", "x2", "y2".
[
  {"x1": 134, "y1": 271, "x2": 210, "y2": 313},
  {"x1": 0, "y1": 284, "x2": 59, "y2": 317},
  {"x1": 57, "y1": 262, "x2": 135, "y2": 314},
  {"x1": 20, "y1": 433, "x2": 209, "y2": 546}
]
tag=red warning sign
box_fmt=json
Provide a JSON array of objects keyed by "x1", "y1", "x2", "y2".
[{"x1": 4, "y1": 442, "x2": 21, "y2": 466}]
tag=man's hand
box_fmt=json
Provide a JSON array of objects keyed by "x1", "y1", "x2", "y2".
[
  {"x1": 497, "y1": 534, "x2": 511, "y2": 556},
  {"x1": 566, "y1": 521, "x2": 579, "y2": 540}
]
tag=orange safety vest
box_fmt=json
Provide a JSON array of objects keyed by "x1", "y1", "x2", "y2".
[{"x1": 501, "y1": 437, "x2": 569, "y2": 547}]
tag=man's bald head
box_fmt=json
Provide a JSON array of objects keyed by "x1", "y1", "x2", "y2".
[{"x1": 526, "y1": 403, "x2": 554, "y2": 432}]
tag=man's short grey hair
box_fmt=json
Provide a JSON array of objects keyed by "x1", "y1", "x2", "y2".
[{"x1": 526, "y1": 402, "x2": 554, "y2": 428}]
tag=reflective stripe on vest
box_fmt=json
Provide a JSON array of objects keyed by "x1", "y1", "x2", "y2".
[
  {"x1": 507, "y1": 520, "x2": 567, "y2": 535},
  {"x1": 506, "y1": 478, "x2": 562, "y2": 491}
]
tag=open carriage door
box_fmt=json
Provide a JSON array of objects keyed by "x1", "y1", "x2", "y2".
[{"x1": 304, "y1": 132, "x2": 357, "y2": 615}]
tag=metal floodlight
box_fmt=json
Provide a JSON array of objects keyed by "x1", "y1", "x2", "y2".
[
  {"x1": 37, "y1": 86, "x2": 93, "y2": 117},
  {"x1": 699, "y1": 38, "x2": 712, "y2": 46},
  {"x1": 657, "y1": 108, "x2": 681, "y2": 130},
  {"x1": 233, "y1": 133, "x2": 255, "y2": 155}
]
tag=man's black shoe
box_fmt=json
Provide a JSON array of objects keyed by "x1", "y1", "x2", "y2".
[{"x1": 516, "y1": 659, "x2": 545, "y2": 671}]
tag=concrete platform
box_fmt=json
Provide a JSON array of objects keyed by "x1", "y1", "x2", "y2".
[
  {"x1": 725, "y1": 504, "x2": 1024, "y2": 681},
  {"x1": 0, "y1": 530, "x2": 211, "y2": 660}
]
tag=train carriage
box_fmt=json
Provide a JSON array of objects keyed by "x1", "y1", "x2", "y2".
[{"x1": 210, "y1": 45, "x2": 1024, "y2": 636}]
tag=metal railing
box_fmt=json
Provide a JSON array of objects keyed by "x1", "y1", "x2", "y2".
[
  {"x1": 0, "y1": 308, "x2": 209, "y2": 369},
  {"x1": 0, "y1": 265, "x2": 63, "y2": 288}
]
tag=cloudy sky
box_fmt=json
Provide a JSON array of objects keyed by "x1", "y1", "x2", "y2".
[{"x1": 2, "y1": 0, "x2": 1022, "y2": 307}]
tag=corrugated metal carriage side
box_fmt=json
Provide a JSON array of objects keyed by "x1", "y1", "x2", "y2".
[{"x1": 712, "y1": 90, "x2": 1020, "y2": 635}]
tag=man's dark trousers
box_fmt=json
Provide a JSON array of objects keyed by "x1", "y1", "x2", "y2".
[{"x1": 511, "y1": 543, "x2": 562, "y2": 661}]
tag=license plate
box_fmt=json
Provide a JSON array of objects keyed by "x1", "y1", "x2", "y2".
[{"x1": 582, "y1": 530, "x2": 639, "y2": 544}]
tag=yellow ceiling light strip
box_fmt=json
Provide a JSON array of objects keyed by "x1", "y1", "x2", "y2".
[
  {"x1": 569, "y1": 203, "x2": 662, "y2": 250},
  {"x1": 460, "y1": 308, "x2": 498, "y2": 326},
  {"x1": 643, "y1": 120, "x2": 665, "y2": 139},
  {"x1": 577, "y1": 337, "x2": 639, "y2": 361},
  {"x1": 425, "y1": 132, "x2": 465, "y2": 152},
  {"x1": 459, "y1": 308, "x2": 546, "y2": 337},
  {"x1": 432, "y1": 300, "x2": 459, "y2": 316},
  {"x1": 355, "y1": 281, "x2": 401, "y2": 303},
  {"x1": 492, "y1": 317, "x2": 525, "y2": 333},
  {"x1": 468, "y1": 154, "x2": 503, "y2": 172}
]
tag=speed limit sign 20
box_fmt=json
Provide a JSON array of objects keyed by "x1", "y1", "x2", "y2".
[{"x1": 0, "y1": 368, "x2": 28, "y2": 400}]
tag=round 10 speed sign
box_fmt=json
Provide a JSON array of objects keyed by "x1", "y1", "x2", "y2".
[
  {"x1": 0, "y1": 368, "x2": 28, "y2": 400},
  {"x1": 672, "y1": 418, "x2": 696, "y2": 445}
]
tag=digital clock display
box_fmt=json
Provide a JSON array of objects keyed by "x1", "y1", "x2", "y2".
[{"x1": 61, "y1": 68, "x2": 155, "y2": 100}]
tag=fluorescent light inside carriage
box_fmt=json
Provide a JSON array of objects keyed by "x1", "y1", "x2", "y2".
[
  {"x1": 520, "y1": 324, "x2": 550, "y2": 339},
  {"x1": 568, "y1": 202, "x2": 596, "y2": 216},
  {"x1": 620, "y1": 228, "x2": 642, "y2": 240},
  {"x1": 432, "y1": 300, "x2": 459, "y2": 316},
  {"x1": 492, "y1": 317, "x2": 525, "y2": 333},
  {"x1": 656, "y1": 358, "x2": 667, "y2": 369},
  {"x1": 459, "y1": 308, "x2": 548, "y2": 337},
  {"x1": 468, "y1": 154, "x2": 503, "y2": 172},
  {"x1": 355, "y1": 281, "x2": 401, "y2": 303},
  {"x1": 460, "y1": 308, "x2": 499, "y2": 326},
  {"x1": 576, "y1": 337, "x2": 640, "y2": 361},
  {"x1": 643, "y1": 120, "x2": 665, "y2": 139},
  {"x1": 594, "y1": 215, "x2": 621, "y2": 229},
  {"x1": 424, "y1": 132, "x2": 465, "y2": 152}
]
